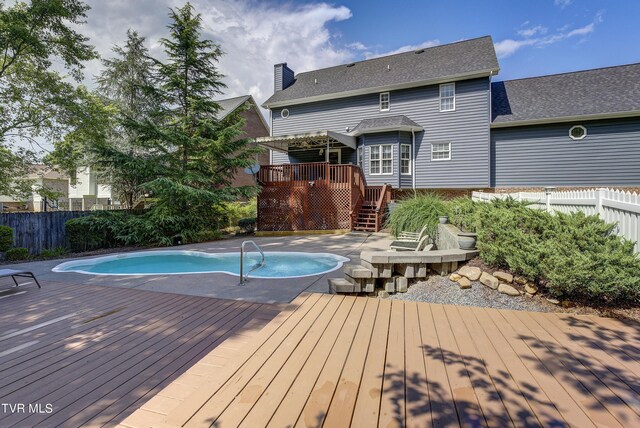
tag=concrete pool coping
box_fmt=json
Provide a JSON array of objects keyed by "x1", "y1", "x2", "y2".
[{"x1": 2, "y1": 232, "x2": 393, "y2": 304}]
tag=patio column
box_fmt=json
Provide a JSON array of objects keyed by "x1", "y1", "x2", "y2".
[{"x1": 326, "y1": 138, "x2": 329, "y2": 162}]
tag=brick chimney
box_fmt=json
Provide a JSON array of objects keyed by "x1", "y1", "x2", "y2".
[{"x1": 274, "y1": 63, "x2": 295, "y2": 92}]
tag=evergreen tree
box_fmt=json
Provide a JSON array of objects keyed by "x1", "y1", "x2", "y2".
[{"x1": 124, "y1": 3, "x2": 261, "y2": 242}]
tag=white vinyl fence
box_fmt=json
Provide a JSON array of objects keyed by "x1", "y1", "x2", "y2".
[{"x1": 472, "y1": 188, "x2": 640, "y2": 253}]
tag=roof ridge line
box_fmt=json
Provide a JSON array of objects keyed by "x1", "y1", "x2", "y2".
[
  {"x1": 494, "y1": 62, "x2": 640, "y2": 84},
  {"x1": 293, "y1": 35, "x2": 493, "y2": 77}
]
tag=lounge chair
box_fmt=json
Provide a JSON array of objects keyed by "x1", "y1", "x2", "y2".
[
  {"x1": 390, "y1": 235, "x2": 433, "y2": 251},
  {"x1": 0, "y1": 269, "x2": 41, "y2": 288},
  {"x1": 396, "y1": 225, "x2": 427, "y2": 241}
]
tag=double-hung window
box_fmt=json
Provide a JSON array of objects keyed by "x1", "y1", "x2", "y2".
[
  {"x1": 439, "y1": 83, "x2": 455, "y2": 111},
  {"x1": 400, "y1": 144, "x2": 411, "y2": 175},
  {"x1": 379, "y1": 92, "x2": 390, "y2": 111},
  {"x1": 431, "y1": 142, "x2": 451, "y2": 161},
  {"x1": 369, "y1": 144, "x2": 393, "y2": 175}
]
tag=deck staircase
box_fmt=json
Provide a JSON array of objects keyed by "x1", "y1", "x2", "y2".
[{"x1": 352, "y1": 201, "x2": 378, "y2": 232}]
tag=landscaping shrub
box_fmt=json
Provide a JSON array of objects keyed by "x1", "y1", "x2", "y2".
[
  {"x1": 385, "y1": 194, "x2": 448, "y2": 238},
  {"x1": 473, "y1": 199, "x2": 640, "y2": 306},
  {"x1": 41, "y1": 247, "x2": 69, "y2": 258},
  {"x1": 5, "y1": 247, "x2": 30, "y2": 261},
  {"x1": 389, "y1": 194, "x2": 640, "y2": 305},
  {"x1": 238, "y1": 217, "x2": 256, "y2": 233},
  {"x1": 191, "y1": 229, "x2": 223, "y2": 243},
  {"x1": 221, "y1": 199, "x2": 257, "y2": 228},
  {"x1": 0, "y1": 225, "x2": 13, "y2": 252},
  {"x1": 66, "y1": 216, "x2": 111, "y2": 251}
]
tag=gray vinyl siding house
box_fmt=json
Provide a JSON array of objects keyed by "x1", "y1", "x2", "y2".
[{"x1": 259, "y1": 36, "x2": 640, "y2": 191}]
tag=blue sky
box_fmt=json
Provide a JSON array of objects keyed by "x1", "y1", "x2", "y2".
[
  {"x1": 320, "y1": 0, "x2": 638, "y2": 81},
  {"x1": 16, "y1": 0, "x2": 640, "y2": 152}
]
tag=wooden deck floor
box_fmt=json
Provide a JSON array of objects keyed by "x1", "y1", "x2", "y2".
[
  {"x1": 0, "y1": 280, "x2": 279, "y2": 427},
  {"x1": 124, "y1": 292, "x2": 640, "y2": 428}
]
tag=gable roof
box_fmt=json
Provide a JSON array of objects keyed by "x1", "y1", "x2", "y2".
[
  {"x1": 492, "y1": 63, "x2": 640, "y2": 127},
  {"x1": 215, "y1": 95, "x2": 251, "y2": 120},
  {"x1": 215, "y1": 94, "x2": 270, "y2": 133},
  {"x1": 350, "y1": 115, "x2": 422, "y2": 136},
  {"x1": 263, "y1": 36, "x2": 499, "y2": 108}
]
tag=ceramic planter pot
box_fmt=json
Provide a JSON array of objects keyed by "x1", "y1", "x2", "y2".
[
  {"x1": 457, "y1": 232, "x2": 477, "y2": 250},
  {"x1": 438, "y1": 216, "x2": 449, "y2": 224}
]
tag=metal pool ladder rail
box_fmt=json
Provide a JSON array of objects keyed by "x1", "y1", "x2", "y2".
[{"x1": 239, "y1": 240, "x2": 265, "y2": 285}]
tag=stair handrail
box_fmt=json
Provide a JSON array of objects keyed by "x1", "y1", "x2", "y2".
[
  {"x1": 374, "y1": 184, "x2": 392, "y2": 231},
  {"x1": 349, "y1": 165, "x2": 365, "y2": 229},
  {"x1": 239, "y1": 240, "x2": 265, "y2": 285}
]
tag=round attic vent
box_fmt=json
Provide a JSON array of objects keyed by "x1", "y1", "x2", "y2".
[{"x1": 414, "y1": 49, "x2": 425, "y2": 54}]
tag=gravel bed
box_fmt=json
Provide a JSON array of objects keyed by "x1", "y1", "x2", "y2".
[{"x1": 390, "y1": 275, "x2": 558, "y2": 313}]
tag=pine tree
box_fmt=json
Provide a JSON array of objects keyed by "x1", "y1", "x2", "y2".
[{"x1": 125, "y1": 3, "x2": 261, "y2": 242}]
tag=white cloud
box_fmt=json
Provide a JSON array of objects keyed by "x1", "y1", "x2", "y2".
[
  {"x1": 80, "y1": 0, "x2": 359, "y2": 110},
  {"x1": 495, "y1": 11, "x2": 604, "y2": 58},
  {"x1": 554, "y1": 0, "x2": 573, "y2": 8},
  {"x1": 517, "y1": 25, "x2": 548, "y2": 38},
  {"x1": 365, "y1": 39, "x2": 440, "y2": 59}
]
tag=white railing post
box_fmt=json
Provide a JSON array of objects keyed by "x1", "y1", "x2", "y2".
[
  {"x1": 544, "y1": 187, "x2": 556, "y2": 213},
  {"x1": 596, "y1": 188, "x2": 606, "y2": 218}
]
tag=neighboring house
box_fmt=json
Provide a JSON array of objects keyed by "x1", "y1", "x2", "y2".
[
  {"x1": 68, "y1": 167, "x2": 119, "y2": 211},
  {"x1": 0, "y1": 165, "x2": 69, "y2": 212},
  {"x1": 0, "y1": 166, "x2": 119, "y2": 212},
  {"x1": 256, "y1": 35, "x2": 640, "y2": 232},
  {"x1": 215, "y1": 95, "x2": 270, "y2": 188}
]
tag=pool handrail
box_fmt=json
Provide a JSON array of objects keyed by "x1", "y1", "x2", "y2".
[{"x1": 239, "y1": 240, "x2": 265, "y2": 285}]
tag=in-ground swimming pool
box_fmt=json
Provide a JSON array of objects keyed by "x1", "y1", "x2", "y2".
[{"x1": 52, "y1": 250, "x2": 349, "y2": 278}]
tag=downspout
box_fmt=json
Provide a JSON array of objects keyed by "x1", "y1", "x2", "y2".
[{"x1": 411, "y1": 129, "x2": 416, "y2": 196}]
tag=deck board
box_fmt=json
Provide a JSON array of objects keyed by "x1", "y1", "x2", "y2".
[
  {"x1": 0, "y1": 281, "x2": 278, "y2": 427},
  {"x1": 123, "y1": 293, "x2": 640, "y2": 428}
]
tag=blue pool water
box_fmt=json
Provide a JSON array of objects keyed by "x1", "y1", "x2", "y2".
[{"x1": 52, "y1": 250, "x2": 349, "y2": 278}]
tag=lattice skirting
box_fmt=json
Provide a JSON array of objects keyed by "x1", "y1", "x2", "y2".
[{"x1": 258, "y1": 186, "x2": 352, "y2": 231}]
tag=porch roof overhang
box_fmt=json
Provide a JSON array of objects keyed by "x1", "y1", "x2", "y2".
[{"x1": 255, "y1": 130, "x2": 356, "y2": 153}]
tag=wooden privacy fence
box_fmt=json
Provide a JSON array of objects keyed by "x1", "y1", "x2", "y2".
[
  {"x1": 0, "y1": 211, "x2": 91, "y2": 254},
  {"x1": 472, "y1": 188, "x2": 640, "y2": 253}
]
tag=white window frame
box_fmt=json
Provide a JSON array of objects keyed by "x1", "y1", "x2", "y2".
[
  {"x1": 369, "y1": 144, "x2": 393, "y2": 175},
  {"x1": 431, "y1": 142, "x2": 451, "y2": 161},
  {"x1": 379, "y1": 92, "x2": 390, "y2": 112},
  {"x1": 439, "y1": 83, "x2": 455, "y2": 112},
  {"x1": 400, "y1": 144, "x2": 412, "y2": 175},
  {"x1": 569, "y1": 125, "x2": 587, "y2": 140},
  {"x1": 357, "y1": 146, "x2": 363, "y2": 168}
]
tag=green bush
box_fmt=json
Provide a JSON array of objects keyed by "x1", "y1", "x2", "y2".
[
  {"x1": 0, "y1": 225, "x2": 13, "y2": 252},
  {"x1": 221, "y1": 199, "x2": 257, "y2": 228},
  {"x1": 66, "y1": 216, "x2": 110, "y2": 252},
  {"x1": 41, "y1": 247, "x2": 69, "y2": 258},
  {"x1": 5, "y1": 247, "x2": 30, "y2": 261},
  {"x1": 473, "y1": 199, "x2": 640, "y2": 306},
  {"x1": 191, "y1": 229, "x2": 223, "y2": 243},
  {"x1": 385, "y1": 194, "x2": 448, "y2": 238},
  {"x1": 238, "y1": 217, "x2": 256, "y2": 232}
]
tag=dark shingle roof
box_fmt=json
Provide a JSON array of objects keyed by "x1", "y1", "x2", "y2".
[
  {"x1": 492, "y1": 63, "x2": 640, "y2": 125},
  {"x1": 351, "y1": 115, "x2": 422, "y2": 135},
  {"x1": 264, "y1": 36, "x2": 499, "y2": 107},
  {"x1": 215, "y1": 95, "x2": 251, "y2": 120}
]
